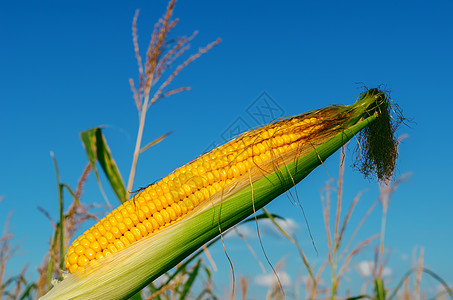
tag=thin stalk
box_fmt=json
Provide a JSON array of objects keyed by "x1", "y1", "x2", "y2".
[
  {"x1": 50, "y1": 152, "x2": 65, "y2": 270},
  {"x1": 126, "y1": 92, "x2": 152, "y2": 199},
  {"x1": 330, "y1": 146, "x2": 346, "y2": 299}
]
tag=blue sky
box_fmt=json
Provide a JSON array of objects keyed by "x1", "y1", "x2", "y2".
[{"x1": 1, "y1": 0, "x2": 452, "y2": 297}]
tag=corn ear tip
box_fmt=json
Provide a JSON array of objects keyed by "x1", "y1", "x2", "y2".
[{"x1": 353, "y1": 87, "x2": 406, "y2": 182}]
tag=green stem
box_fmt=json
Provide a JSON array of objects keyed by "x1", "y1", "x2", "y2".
[{"x1": 50, "y1": 153, "x2": 65, "y2": 271}]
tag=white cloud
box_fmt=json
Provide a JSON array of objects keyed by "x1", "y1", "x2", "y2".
[
  {"x1": 357, "y1": 261, "x2": 392, "y2": 277},
  {"x1": 255, "y1": 271, "x2": 292, "y2": 287},
  {"x1": 259, "y1": 218, "x2": 299, "y2": 238},
  {"x1": 223, "y1": 218, "x2": 300, "y2": 240},
  {"x1": 223, "y1": 225, "x2": 256, "y2": 239}
]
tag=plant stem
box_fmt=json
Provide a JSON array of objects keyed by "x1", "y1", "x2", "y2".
[{"x1": 126, "y1": 92, "x2": 152, "y2": 199}]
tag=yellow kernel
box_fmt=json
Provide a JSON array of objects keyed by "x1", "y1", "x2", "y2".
[
  {"x1": 200, "y1": 188, "x2": 210, "y2": 199},
  {"x1": 120, "y1": 236, "x2": 130, "y2": 248},
  {"x1": 212, "y1": 170, "x2": 220, "y2": 181},
  {"x1": 108, "y1": 216, "x2": 117, "y2": 227},
  {"x1": 77, "y1": 255, "x2": 89, "y2": 267},
  {"x1": 114, "y1": 212, "x2": 123, "y2": 223},
  {"x1": 253, "y1": 156, "x2": 262, "y2": 164},
  {"x1": 74, "y1": 245, "x2": 85, "y2": 255},
  {"x1": 99, "y1": 236, "x2": 108, "y2": 249},
  {"x1": 103, "y1": 249, "x2": 112, "y2": 257},
  {"x1": 183, "y1": 198, "x2": 194, "y2": 211},
  {"x1": 164, "y1": 192, "x2": 175, "y2": 206},
  {"x1": 153, "y1": 212, "x2": 165, "y2": 226},
  {"x1": 124, "y1": 231, "x2": 136, "y2": 243},
  {"x1": 260, "y1": 143, "x2": 268, "y2": 154},
  {"x1": 195, "y1": 190, "x2": 204, "y2": 202},
  {"x1": 80, "y1": 238, "x2": 90, "y2": 248},
  {"x1": 131, "y1": 227, "x2": 142, "y2": 240},
  {"x1": 177, "y1": 188, "x2": 186, "y2": 200},
  {"x1": 147, "y1": 202, "x2": 157, "y2": 215},
  {"x1": 149, "y1": 189, "x2": 158, "y2": 200},
  {"x1": 143, "y1": 219, "x2": 154, "y2": 233},
  {"x1": 155, "y1": 185, "x2": 163, "y2": 196},
  {"x1": 110, "y1": 226, "x2": 121, "y2": 238},
  {"x1": 125, "y1": 204, "x2": 135, "y2": 214},
  {"x1": 197, "y1": 165, "x2": 206, "y2": 175},
  {"x1": 114, "y1": 239, "x2": 125, "y2": 251},
  {"x1": 102, "y1": 220, "x2": 112, "y2": 232},
  {"x1": 69, "y1": 264, "x2": 78, "y2": 273},
  {"x1": 136, "y1": 196, "x2": 146, "y2": 205},
  {"x1": 130, "y1": 213, "x2": 139, "y2": 226},
  {"x1": 96, "y1": 224, "x2": 106, "y2": 236},
  {"x1": 283, "y1": 134, "x2": 291, "y2": 144},
  {"x1": 232, "y1": 165, "x2": 241, "y2": 178},
  {"x1": 85, "y1": 248, "x2": 96, "y2": 260},
  {"x1": 107, "y1": 244, "x2": 118, "y2": 253},
  {"x1": 137, "y1": 223, "x2": 147, "y2": 236},
  {"x1": 181, "y1": 184, "x2": 192, "y2": 197},
  {"x1": 120, "y1": 208, "x2": 129, "y2": 218},
  {"x1": 247, "y1": 147, "x2": 253, "y2": 156},
  {"x1": 172, "y1": 176, "x2": 181, "y2": 187},
  {"x1": 188, "y1": 194, "x2": 198, "y2": 206},
  {"x1": 158, "y1": 196, "x2": 167, "y2": 209},
  {"x1": 68, "y1": 252, "x2": 78, "y2": 265},
  {"x1": 91, "y1": 228, "x2": 102, "y2": 240},
  {"x1": 170, "y1": 203, "x2": 182, "y2": 218},
  {"x1": 149, "y1": 217, "x2": 160, "y2": 230},
  {"x1": 85, "y1": 232, "x2": 95, "y2": 243},
  {"x1": 213, "y1": 182, "x2": 222, "y2": 191},
  {"x1": 185, "y1": 171, "x2": 194, "y2": 180},
  {"x1": 104, "y1": 232, "x2": 115, "y2": 243},
  {"x1": 161, "y1": 183, "x2": 169, "y2": 194},
  {"x1": 237, "y1": 162, "x2": 246, "y2": 174},
  {"x1": 161, "y1": 209, "x2": 171, "y2": 224},
  {"x1": 166, "y1": 206, "x2": 177, "y2": 221},
  {"x1": 123, "y1": 217, "x2": 134, "y2": 230},
  {"x1": 90, "y1": 241, "x2": 101, "y2": 252},
  {"x1": 141, "y1": 205, "x2": 151, "y2": 218},
  {"x1": 95, "y1": 252, "x2": 104, "y2": 260},
  {"x1": 118, "y1": 222, "x2": 127, "y2": 234},
  {"x1": 66, "y1": 246, "x2": 74, "y2": 256},
  {"x1": 219, "y1": 169, "x2": 227, "y2": 180},
  {"x1": 179, "y1": 201, "x2": 188, "y2": 215},
  {"x1": 275, "y1": 135, "x2": 284, "y2": 146},
  {"x1": 205, "y1": 172, "x2": 215, "y2": 184}
]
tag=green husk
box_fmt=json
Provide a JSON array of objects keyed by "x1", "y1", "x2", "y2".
[{"x1": 40, "y1": 89, "x2": 399, "y2": 300}]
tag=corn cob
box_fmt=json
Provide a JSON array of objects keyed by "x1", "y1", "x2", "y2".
[{"x1": 64, "y1": 107, "x2": 349, "y2": 273}]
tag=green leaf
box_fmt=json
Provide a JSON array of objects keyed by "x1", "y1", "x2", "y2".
[
  {"x1": 140, "y1": 131, "x2": 172, "y2": 154},
  {"x1": 374, "y1": 278, "x2": 386, "y2": 300},
  {"x1": 80, "y1": 127, "x2": 127, "y2": 204}
]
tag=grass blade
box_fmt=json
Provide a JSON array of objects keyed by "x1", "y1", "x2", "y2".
[{"x1": 140, "y1": 132, "x2": 172, "y2": 154}]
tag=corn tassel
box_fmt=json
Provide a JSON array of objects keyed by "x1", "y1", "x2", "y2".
[{"x1": 40, "y1": 89, "x2": 400, "y2": 300}]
